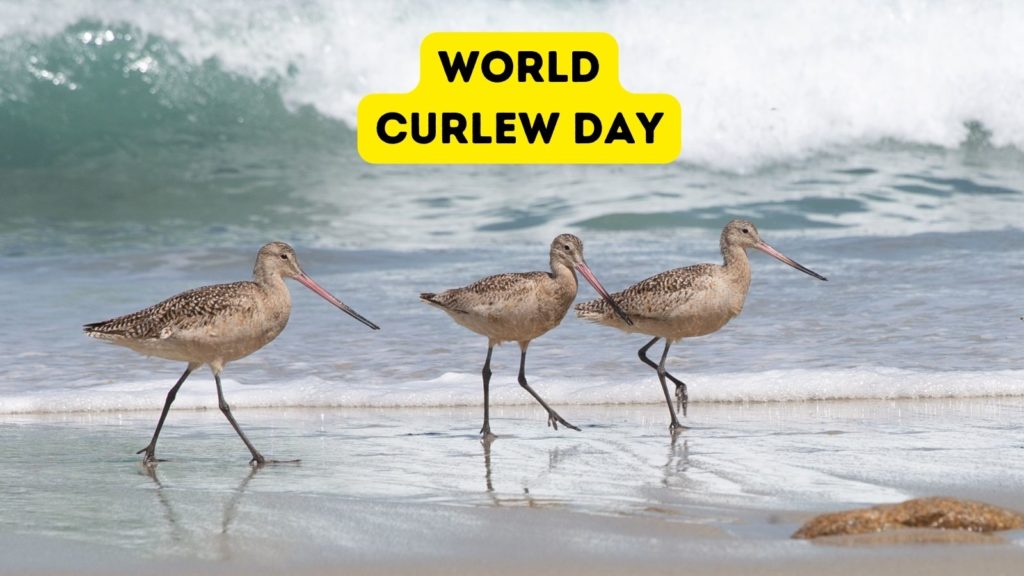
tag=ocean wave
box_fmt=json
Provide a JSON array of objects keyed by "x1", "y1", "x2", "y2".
[
  {"x1": 1, "y1": 1, "x2": 1023, "y2": 171},
  {"x1": 1, "y1": 368, "x2": 1021, "y2": 414},
  {"x1": 0, "y1": 19, "x2": 348, "y2": 169}
]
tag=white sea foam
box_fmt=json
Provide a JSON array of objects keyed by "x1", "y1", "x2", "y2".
[
  {"x1": 1, "y1": 368, "x2": 1021, "y2": 414},
  {"x1": 1, "y1": 0, "x2": 1023, "y2": 170}
]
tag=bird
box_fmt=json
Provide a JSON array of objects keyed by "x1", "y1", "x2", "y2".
[
  {"x1": 84, "y1": 242, "x2": 379, "y2": 465},
  {"x1": 421, "y1": 234, "x2": 631, "y2": 439},
  {"x1": 575, "y1": 219, "x2": 826, "y2": 431}
]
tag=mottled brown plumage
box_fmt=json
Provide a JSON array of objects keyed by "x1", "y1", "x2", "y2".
[
  {"x1": 576, "y1": 220, "x2": 826, "y2": 430},
  {"x1": 421, "y1": 234, "x2": 628, "y2": 439},
  {"x1": 85, "y1": 281, "x2": 280, "y2": 365},
  {"x1": 576, "y1": 263, "x2": 726, "y2": 336},
  {"x1": 422, "y1": 269, "x2": 575, "y2": 345},
  {"x1": 85, "y1": 242, "x2": 379, "y2": 465},
  {"x1": 87, "y1": 281, "x2": 258, "y2": 340}
]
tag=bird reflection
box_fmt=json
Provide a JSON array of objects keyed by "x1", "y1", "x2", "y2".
[
  {"x1": 482, "y1": 436, "x2": 495, "y2": 493},
  {"x1": 662, "y1": 432, "x2": 690, "y2": 488},
  {"x1": 480, "y1": 438, "x2": 539, "y2": 507},
  {"x1": 141, "y1": 465, "x2": 186, "y2": 546},
  {"x1": 221, "y1": 466, "x2": 260, "y2": 535},
  {"x1": 140, "y1": 464, "x2": 262, "y2": 560},
  {"x1": 480, "y1": 437, "x2": 580, "y2": 508}
]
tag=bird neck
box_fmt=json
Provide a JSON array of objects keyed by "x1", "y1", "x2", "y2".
[
  {"x1": 721, "y1": 243, "x2": 751, "y2": 282},
  {"x1": 253, "y1": 266, "x2": 287, "y2": 291},
  {"x1": 550, "y1": 258, "x2": 579, "y2": 289},
  {"x1": 252, "y1": 270, "x2": 292, "y2": 314}
]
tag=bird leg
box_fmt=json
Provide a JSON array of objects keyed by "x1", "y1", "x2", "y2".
[
  {"x1": 657, "y1": 341, "x2": 688, "y2": 431},
  {"x1": 214, "y1": 372, "x2": 267, "y2": 466},
  {"x1": 641, "y1": 348, "x2": 689, "y2": 416},
  {"x1": 480, "y1": 346, "x2": 496, "y2": 440},
  {"x1": 637, "y1": 337, "x2": 660, "y2": 370},
  {"x1": 639, "y1": 338, "x2": 688, "y2": 431},
  {"x1": 137, "y1": 364, "x2": 196, "y2": 465},
  {"x1": 516, "y1": 348, "x2": 580, "y2": 432}
]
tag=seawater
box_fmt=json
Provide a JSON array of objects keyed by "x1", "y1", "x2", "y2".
[{"x1": 1, "y1": 1, "x2": 1023, "y2": 414}]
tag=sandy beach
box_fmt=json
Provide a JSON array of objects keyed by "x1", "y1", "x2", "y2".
[{"x1": 3, "y1": 398, "x2": 1022, "y2": 575}]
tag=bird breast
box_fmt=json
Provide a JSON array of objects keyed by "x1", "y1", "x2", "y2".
[{"x1": 206, "y1": 291, "x2": 292, "y2": 363}]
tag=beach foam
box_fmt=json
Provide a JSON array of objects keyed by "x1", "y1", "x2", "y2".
[{"x1": 1, "y1": 367, "x2": 1021, "y2": 414}]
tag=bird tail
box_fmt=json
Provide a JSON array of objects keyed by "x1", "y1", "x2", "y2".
[
  {"x1": 420, "y1": 292, "x2": 448, "y2": 310},
  {"x1": 83, "y1": 323, "x2": 115, "y2": 342},
  {"x1": 82, "y1": 317, "x2": 131, "y2": 339},
  {"x1": 574, "y1": 298, "x2": 608, "y2": 320},
  {"x1": 420, "y1": 291, "x2": 467, "y2": 315},
  {"x1": 83, "y1": 320, "x2": 112, "y2": 334}
]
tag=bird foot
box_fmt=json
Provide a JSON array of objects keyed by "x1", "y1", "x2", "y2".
[
  {"x1": 136, "y1": 446, "x2": 164, "y2": 466},
  {"x1": 249, "y1": 455, "x2": 301, "y2": 467},
  {"x1": 546, "y1": 411, "x2": 581, "y2": 432},
  {"x1": 675, "y1": 384, "x2": 689, "y2": 417},
  {"x1": 669, "y1": 420, "x2": 690, "y2": 433},
  {"x1": 480, "y1": 425, "x2": 497, "y2": 442}
]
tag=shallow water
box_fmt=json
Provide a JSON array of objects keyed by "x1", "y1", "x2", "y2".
[{"x1": 1, "y1": 399, "x2": 1023, "y2": 568}]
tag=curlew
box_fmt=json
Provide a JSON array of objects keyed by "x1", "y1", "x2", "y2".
[
  {"x1": 84, "y1": 242, "x2": 379, "y2": 465},
  {"x1": 421, "y1": 234, "x2": 631, "y2": 439},
  {"x1": 575, "y1": 220, "x2": 826, "y2": 431}
]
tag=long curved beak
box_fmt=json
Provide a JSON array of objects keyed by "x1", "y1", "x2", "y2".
[
  {"x1": 755, "y1": 241, "x2": 828, "y2": 281},
  {"x1": 576, "y1": 261, "x2": 633, "y2": 325},
  {"x1": 294, "y1": 273, "x2": 381, "y2": 330}
]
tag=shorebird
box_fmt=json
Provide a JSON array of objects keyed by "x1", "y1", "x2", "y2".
[
  {"x1": 421, "y1": 234, "x2": 631, "y2": 439},
  {"x1": 575, "y1": 220, "x2": 826, "y2": 430},
  {"x1": 85, "y1": 242, "x2": 379, "y2": 465}
]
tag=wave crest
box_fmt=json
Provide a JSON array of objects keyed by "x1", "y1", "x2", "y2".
[{"x1": 1, "y1": 1, "x2": 1023, "y2": 171}]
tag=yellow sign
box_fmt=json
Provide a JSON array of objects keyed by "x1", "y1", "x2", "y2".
[{"x1": 357, "y1": 32, "x2": 682, "y2": 164}]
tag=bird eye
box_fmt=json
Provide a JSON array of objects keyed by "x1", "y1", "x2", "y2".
[
  {"x1": 280, "y1": 254, "x2": 289, "y2": 259},
  {"x1": 741, "y1": 228, "x2": 749, "y2": 234},
  {"x1": 563, "y1": 244, "x2": 571, "y2": 251}
]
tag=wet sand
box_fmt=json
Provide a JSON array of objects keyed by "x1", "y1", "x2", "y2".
[{"x1": 1, "y1": 398, "x2": 1023, "y2": 574}]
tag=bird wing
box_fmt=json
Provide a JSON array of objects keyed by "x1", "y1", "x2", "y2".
[
  {"x1": 577, "y1": 264, "x2": 717, "y2": 320},
  {"x1": 84, "y1": 282, "x2": 259, "y2": 340},
  {"x1": 423, "y1": 271, "x2": 550, "y2": 315}
]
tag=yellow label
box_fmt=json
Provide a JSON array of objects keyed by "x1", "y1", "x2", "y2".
[{"x1": 357, "y1": 32, "x2": 682, "y2": 164}]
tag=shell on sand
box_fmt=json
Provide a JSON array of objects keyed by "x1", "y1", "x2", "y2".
[{"x1": 792, "y1": 497, "x2": 1024, "y2": 540}]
